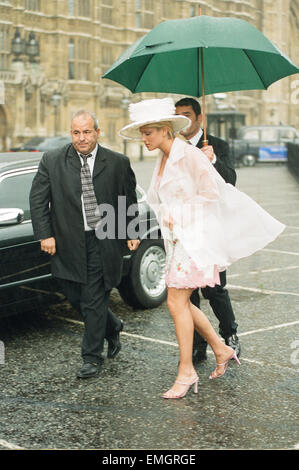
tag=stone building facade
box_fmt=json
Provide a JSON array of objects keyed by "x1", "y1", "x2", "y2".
[{"x1": 0, "y1": 0, "x2": 298, "y2": 154}]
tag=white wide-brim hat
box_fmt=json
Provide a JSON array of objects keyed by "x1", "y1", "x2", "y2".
[{"x1": 119, "y1": 98, "x2": 191, "y2": 140}]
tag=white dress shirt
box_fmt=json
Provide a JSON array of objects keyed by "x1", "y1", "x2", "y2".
[{"x1": 78, "y1": 144, "x2": 98, "y2": 231}]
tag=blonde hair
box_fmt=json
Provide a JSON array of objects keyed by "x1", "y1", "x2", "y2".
[{"x1": 141, "y1": 121, "x2": 187, "y2": 141}]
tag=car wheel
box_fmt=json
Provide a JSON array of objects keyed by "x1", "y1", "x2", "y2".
[
  {"x1": 242, "y1": 154, "x2": 256, "y2": 166},
  {"x1": 118, "y1": 239, "x2": 166, "y2": 309}
]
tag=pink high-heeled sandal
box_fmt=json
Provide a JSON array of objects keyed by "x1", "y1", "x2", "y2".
[
  {"x1": 163, "y1": 375, "x2": 199, "y2": 399},
  {"x1": 209, "y1": 350, "x2": 241, "y2": 380}
]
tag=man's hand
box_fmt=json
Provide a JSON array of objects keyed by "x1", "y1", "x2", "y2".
[
  {"x1": 41, "y1": 237, "x2": 56, "y2": 256},
  {"x1": 201, "y1": 145, "x2": 215, "y2": 163},
  {"x1": 127, "y1": 239, "x2": 140, "y2": 251}
]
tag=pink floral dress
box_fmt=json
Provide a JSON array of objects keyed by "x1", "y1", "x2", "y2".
[
  {"x1": 156, "y1": 175, "x2": 220, "y2": 289},
  {"x1": 163, "y1": 226, "x2": 220, "y2": 289}
]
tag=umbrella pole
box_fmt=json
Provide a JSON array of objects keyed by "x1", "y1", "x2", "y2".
[
  {"x1": 200, "y1": 47, "x2": 208, "y2": 147},
  {"x1": 198, "y1": 5, "x2": 208, "y2": 146}
]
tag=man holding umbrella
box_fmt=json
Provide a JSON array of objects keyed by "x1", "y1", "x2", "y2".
[{"x1": 175, "y1": 97, "x2": 240, "y2": 364}]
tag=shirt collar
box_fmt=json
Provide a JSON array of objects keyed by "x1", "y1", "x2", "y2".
[
  {"x1": 77, "y1": 143, "x2": 98, "y2": 160},
  {"x1": 188, "y1": 128, "x2": 203, "y2": 146}
]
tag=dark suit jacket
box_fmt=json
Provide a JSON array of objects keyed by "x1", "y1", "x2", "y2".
[
  {"x1": 197, "y1": 133, "x2": 236, "y2": 186},
  {"x1": 29, "y1": 143, "x2": 138, "y2": 291}
]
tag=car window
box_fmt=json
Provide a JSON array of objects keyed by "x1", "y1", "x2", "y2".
[
  {"x1": 0, "y1": 171, "x2": 36, "y2": 221},
  {"x1": 23, "y1": 137, "x2": 45, "y2": 148},
  {"x1": 279, "y1": 129, "x2": 296, "y2": 141},
  {"x1": 241, "y1": 129, "x2": 259, "y2": 140},
  {"x1": 37, "y1": 137, "x2": 71, "y2": 150},
  {"x1": 35, "y1": 137, "x2": 57, "y2": 150},
  {"x1": 260, "y1": 128, "x2": 278, "y2": 142}
]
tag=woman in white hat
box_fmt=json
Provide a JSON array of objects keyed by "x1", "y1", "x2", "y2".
[{"x1": 120, "y1": 97, "x2": 284, "y2": 399}]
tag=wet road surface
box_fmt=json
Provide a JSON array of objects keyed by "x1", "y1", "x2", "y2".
[{"x1": 0, "y1": 163, "x2": 298, "y2": 453}]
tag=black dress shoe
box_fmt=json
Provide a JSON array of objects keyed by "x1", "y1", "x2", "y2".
[
  {"x1": 192, "y1": 348, "x2": 208, "y2": 365},
  {"x1": 107, "y1": 321, "x2": 123, "y2": 358},
  {"x1": 225, "y1": 334, "x2": 241, "y2": 358},
  {"x1": 76, "y1": 362, "x2": 101, "y2": 379}
]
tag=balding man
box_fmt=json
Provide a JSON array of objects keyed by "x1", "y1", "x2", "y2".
[{"x1": 30, "y1": 110, "x2": 140, "y2": 378}]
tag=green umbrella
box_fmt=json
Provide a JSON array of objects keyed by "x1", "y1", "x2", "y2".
[
  {"x1": 103, "y1": 15, "x2": 298, "y2": 142},
  {"x1": 103, "y1": 15, "x2": 298, "y2": 96}
]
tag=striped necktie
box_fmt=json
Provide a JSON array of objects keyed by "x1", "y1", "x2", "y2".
[{"x1": 80, "y1": 153, "x2": 100, "y2": 229}]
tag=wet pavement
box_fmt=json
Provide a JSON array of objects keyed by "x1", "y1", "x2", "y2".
[{"x1": 0, "y1": 162, "x2": 298, "y2": 454}]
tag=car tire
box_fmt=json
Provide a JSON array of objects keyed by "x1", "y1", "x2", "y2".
[
  {"x1": 242, "y1": 154, "x2": 257, "y2": 166},
  {"x1": 118, "y1": 239, "x2": 167, "y2": 309}
]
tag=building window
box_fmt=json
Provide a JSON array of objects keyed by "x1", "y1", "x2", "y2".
[
  {"x1": 24, "y1": 0, "x2": 41, "y2": 11},
  {"x1": 0, "y1": 24, "x2": 10, "y2": 71},
  {"x1": 143, "y1": 12, "x2": 154, "y2": 29},
  {"x1": 101, "y1": 0, "x2": 113, "y2": 25},
  {"x1": 68, "y1": 0, "x2": 75, "y2": 16},
  {"x1": 101, "y1": 44, "x2": 113, "y2": 74},
  {"x1": 68, "y1": 0, "x2": 91, "y2": 17},
  {"x1": 77, "y1": 38, "x2": 90, "y2": 80},
  {"x1": 190, "y1": 4, "x2": 197, "y2": 17},
  {"x1": 144, "y1": 0, "x2": 153, "y2": 9},
  {"x1": 68, "y1": 38, "x2": 90, "y2": 81},
  {"x1": 135, "y1": 0, "x2": 154, "y2": 29},
  {"x1": 78, "y1": 0, "x2": 90, "y2": 17},
  {"x1": 108, "y1": 121, "x2": 116, "y2": 143},
  {"x1": 68, "y1": 39, "x2": 75, "y2": 79},
  {"x1": 135, "y1": 12, "x2": 142, "y2": 29},
  {"x1": 161, "y1": 0, "x2": 170, "y2": 19}
]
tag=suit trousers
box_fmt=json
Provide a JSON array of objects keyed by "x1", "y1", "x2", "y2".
[
  {"x1": 191, "y1": 271, "x2": 238, "y2": 350},
  {"x1": 58, "y1": 231, "x2": 121, "y2": 364}
]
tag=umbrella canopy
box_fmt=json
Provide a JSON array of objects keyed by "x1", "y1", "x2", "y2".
[{"x1": 103, "y1": 15, "x2": 299, "y2": 97}]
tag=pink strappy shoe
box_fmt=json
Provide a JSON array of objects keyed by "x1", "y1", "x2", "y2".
[
  {"x1": 163, "y1": 375, "x2": 199, "y2": 399},
  {"x1": 209, "y1": 350, "x2": 241, "y2": 380}
]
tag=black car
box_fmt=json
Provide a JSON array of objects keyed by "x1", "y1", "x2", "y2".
[
  {"x1": 9, "y1": 136, "x2": 72, "y2": 152},
  {"x1": 230, "y1": 125, "x2": 299, "y2": 167},
  {"x1": 0, "y1": 152, "x2": 166, "y2": 318}
]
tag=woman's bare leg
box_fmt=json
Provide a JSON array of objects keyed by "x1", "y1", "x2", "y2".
[
  {"x1": 165, "y1": 288, "x2": 235, "y2": 396},
  {"x1": 189, "y1": 302, "x2": 235, "y2": 375},
  {"x1": 165, "y1": 287, "x2": 197, "y2": 396}
]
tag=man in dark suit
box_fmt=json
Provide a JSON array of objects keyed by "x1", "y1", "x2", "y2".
[
  {"x1": 30, "y1": 110, "x2": 140, "y2": 378},
  {"x1": 175, "y1": 97, "x2": 240, "y2": 363}
]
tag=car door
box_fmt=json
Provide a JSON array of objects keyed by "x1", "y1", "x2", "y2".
[
  {"x1": 0, "y1": 168, "x2": 52, "y2": 316},
  {"x1": 258, "y1": 128, "x2": 286, "y2": 162}
]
